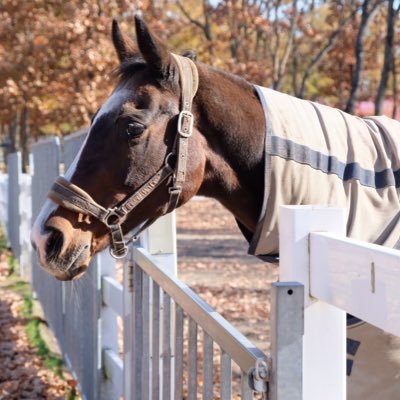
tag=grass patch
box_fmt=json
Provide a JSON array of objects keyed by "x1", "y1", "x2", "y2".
[
  {"x1": 22, "y1": 292, "x2": 64, "y2": 377},
  {"x1": 0, "y1": 225, "x2": 8, "y2": 252},
  {"x1": 7, "y1": 255, "x2": 17, "y2": 277},
  {"x1": 0, "y1": 275, "x2": 30, "y2": 295},
  {"x1": 0, "y1": 226, "x2": 18, "y2": 277},
  {"x1": 22, "y1": 292, "x2": 79, "y2": 398},
  {"x1": 67, "y1": 387, "x2": 78, "y2": 400},
  {"x1": 26, "y1": 319, "x2": 64, "y2": 375}
]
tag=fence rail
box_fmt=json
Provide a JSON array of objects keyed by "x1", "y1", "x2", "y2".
[{"x1": 133, "y1": 246, "x2": 269, "y2": 398}]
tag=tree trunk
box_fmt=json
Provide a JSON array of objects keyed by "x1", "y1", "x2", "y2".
[
  {"x1": 345, "y1": 0, "x2": 381, "y2": 113},
  {"x1": 271, "y1": 0, "x2": 282, "y2": 88},
  {"x1": 20, "y1": 106, "x2": 29, "y2": 173},
  {"x1": 297, "y1": 8, "x2": 358, "y2": 99},
  {"x1": 374, "y1": 0, "x2": 395, "y2": 115},
  {"x1": 392, "y1": 56, "x2": 398, "y2": 118},
  {"x1": 7, "y1": 122, "x2": 16, "y2": 167},
  {"x1": 291, "y1": 36, "x2": 299, "y2": 95},
  {"x1": 273, "y1": 0, "x2": 298, "y2": 91},
  {"x1": 9, "y1": 113, "x2": 19, "y2": 154}
]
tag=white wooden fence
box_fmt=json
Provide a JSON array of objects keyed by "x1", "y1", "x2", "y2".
[
  {"x1": 275, "y1": 205, "x2": 400, "y2": 400},
  {"x1": 0, "y1": 173, "x2": 8, "y2": 238}
]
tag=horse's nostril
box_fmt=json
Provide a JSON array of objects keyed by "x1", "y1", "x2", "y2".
[{"x1": 45, "y1": 227, "x2": 64, "y2": 260}]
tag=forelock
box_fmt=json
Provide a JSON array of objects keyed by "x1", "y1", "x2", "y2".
[{"x1": 112, "y1": 56, "x2": 147, "y2": 80}]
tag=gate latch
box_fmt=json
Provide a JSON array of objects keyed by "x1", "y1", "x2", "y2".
[{"x1": 250, "y1": 358, "x2": 269, "y2": 395}]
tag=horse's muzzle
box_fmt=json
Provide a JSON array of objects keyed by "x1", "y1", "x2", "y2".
[{"x1": 31, "y1": 212, "x2": 92, "y2": 281}]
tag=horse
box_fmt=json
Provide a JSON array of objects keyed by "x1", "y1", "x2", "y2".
[
  {"x1": 30, "y1": 14, "x2": 400, "y2": 399},
  {"x1": 31, "y1": 15, "x2": 267, "y2": 280},
  {"x1": 31, "y1": 15, "x2": 400, "y2": 280}
]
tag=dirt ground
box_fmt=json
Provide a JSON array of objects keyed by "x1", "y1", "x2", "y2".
[{"x1": 176, "y1": 197, "x2": 279, "y2": 354}]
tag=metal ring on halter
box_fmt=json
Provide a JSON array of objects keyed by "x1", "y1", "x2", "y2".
[
  {"x1": 104, "y1": 209, "x2": 123, "y2": 228},
  {"x1": 177, "y1": 110, "x2": 194, "y2": 138},
  {"x1": 110, "y1": 245, "x2": 128, "y2": 259},
  {"x1": 164, "y1": 152, "x2": 175, "y2": 168}
]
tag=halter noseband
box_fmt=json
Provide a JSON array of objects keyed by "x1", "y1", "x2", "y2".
[{"x1": 47, "y1": 54, "x2": 199, "y2": 259}]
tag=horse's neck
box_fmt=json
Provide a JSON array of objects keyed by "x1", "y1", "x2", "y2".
[{"x1": 194, "y1": 65, "x2": 266, "y2": 233}]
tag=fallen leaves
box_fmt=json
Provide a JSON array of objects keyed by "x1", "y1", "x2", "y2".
[
  {"x1": 176, "y1": 198, "x2": 278, "y2": 397},
  {"x1": 0, "y1": 261, "x2": 79, "y2": 400},
  {"x1": 177, "y1": 198, "x2": 278, "y2": 353}
]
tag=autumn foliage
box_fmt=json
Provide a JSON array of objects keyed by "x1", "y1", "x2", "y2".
[{"x1": 0, "y1": 0, "x2": 399, "y2": 162}]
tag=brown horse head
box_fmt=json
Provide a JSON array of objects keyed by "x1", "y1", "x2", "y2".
[{"x1": 31, "y1": 16, "x2": 265, "y2": 280}]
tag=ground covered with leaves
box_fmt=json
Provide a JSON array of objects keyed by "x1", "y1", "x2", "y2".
[
  {"x1": 175, "y1": 198, "x2": 278, "y2": 398},
  {"x1": 176, "y1": 197, "x2": 278, "y2": 354},
  {"x1": 0, "y1": 255, "x2": 77, "y2": 399}
]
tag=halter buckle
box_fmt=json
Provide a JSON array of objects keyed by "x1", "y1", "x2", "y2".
[
  {"x1": 177, "y1": 111, "x2": 193, "y2": 138},
  {"x1": 109, "y1": 221, "x2": 128, "y2": 259},
  {"x1": 104, "y1": 209, "x2": 124, "y2": 228},
  {"x1": 168, "y1": 186, "x2": 182, "y2": 196}
]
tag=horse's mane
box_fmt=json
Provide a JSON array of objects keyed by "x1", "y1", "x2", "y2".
[
  {"x1": 112, "y1": 56, "x2": 147, "y2": 80},
  {"x1": 113, "y1": 54, "x2": 253, "y2": 94}
]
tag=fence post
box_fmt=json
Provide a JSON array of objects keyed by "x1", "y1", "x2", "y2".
[
  {"x1": 123, "y1": 250, "x2": 134, "y2": 400},
  {"x1": 30, "y1": 137, "x2": 62, "y2": 336},
  {"x1": 7, "y1": 152, "x2": 21, "y2": 262},
  {"x1": 6, "y1": 151, "x2": 32, "y2": 280},
  {"x1": 270, "y1": 282, "x2": 304, "y2": 400},
  {"x1": 278, "y1": 205, "x2": 347, "y2": 400},
  {"x1": 19, "y1": 172, "x2": 32, "y2": 280},
  {"x1": 146, "y1": 212, "x2": 177, "y2": 274},
  {"x1": 0, "y1": 173, "x2": 8, "y2": 242},
  {"x1": 99, "y1": 250, "x2": 123, "y2": 400}
]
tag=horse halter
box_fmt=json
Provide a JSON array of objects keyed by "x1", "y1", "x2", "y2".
[{"x1": 48, "y1": 54, "x2": 199, "y2": 259}]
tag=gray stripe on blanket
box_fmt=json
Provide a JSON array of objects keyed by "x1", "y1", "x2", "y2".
[{"x1": 270, "y1": 136, "x2": 400, "y2": 189}]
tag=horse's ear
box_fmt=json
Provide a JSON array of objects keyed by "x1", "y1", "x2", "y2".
[
  {"x1": 112, "y1": 19, "x2": 138, "y2": 62},
  {"x1": 134, "y1": 14, "x2": 173, "y2": 78}
]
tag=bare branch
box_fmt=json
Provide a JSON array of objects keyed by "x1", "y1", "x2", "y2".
[
  {"x1": 176, "y1": 1, "x2": 212, "y2": 41},
  {"x1": 297, "y1": 6, "x2": 358, "y2": 98}
]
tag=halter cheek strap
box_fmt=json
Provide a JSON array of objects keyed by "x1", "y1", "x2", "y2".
[
  {"x1": 47, "y1": 54, "x2": 198, "y2": 259},
  {"x1": 168, "y1": 53, "x2": 199, "y2": 212}
]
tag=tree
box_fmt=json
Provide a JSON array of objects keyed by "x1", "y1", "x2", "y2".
[
  {"x1": 374, "y1": 0, "x2": 399, "y2": 115},
  {"x1": 295, "y1": 1, "x2": 359, "y2": 99},
  {"x1": 345, "y1": 0, "x2": 384, "y2": 113},
  {"x1": 1, "y1": 0, "x2": 399, "y2": 170}
]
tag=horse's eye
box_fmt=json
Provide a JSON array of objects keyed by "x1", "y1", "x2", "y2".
[{"x1": 126, "y1": 122, "x2": 145, "y2": 138}]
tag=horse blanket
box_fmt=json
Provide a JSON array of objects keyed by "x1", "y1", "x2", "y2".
[{"x1": 249, "y1": 86, "x2": 400, "y2": 258}]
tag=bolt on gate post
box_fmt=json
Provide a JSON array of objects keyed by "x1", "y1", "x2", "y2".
[{"x1": 276, "y1": 205, "x2": 347, "y2": 400}]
